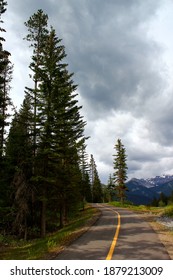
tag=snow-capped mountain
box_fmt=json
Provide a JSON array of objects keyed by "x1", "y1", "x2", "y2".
[
  {"x1": 126, "y1": 175, "x2": 173, "y2": 205},
  {"x1": 130, "y1": 175, "x2": 173, "y2": 188}
]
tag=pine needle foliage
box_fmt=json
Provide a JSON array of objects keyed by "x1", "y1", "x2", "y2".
[{"x1": 113, "y1": 138, "x2": 128, "y2": 204}]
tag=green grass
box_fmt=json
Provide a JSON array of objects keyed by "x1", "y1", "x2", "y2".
[
  {"x1": 161, "y1": 204, "x2": 173, "y2": 217},
  {"x1": 0, "y1": 206, "x2": 99, "y2": 260},
  {"x1": 108, "y1": 201, "x2": 166, "y2": 215}
]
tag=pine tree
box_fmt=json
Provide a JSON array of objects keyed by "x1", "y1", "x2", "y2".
[
  {"x1": 6, "y1": 97, "x2": 33, "y2": 176},
  {"x1": 0, "y1": 0, "x2": 12, "y2": 158},
  {"x1": 79, "y1": 142, "x2": 92, "y2": 207},
  {"x1": 107, "y1": 174, "x2": 115, "y2": 201},
  {"x1": 24, "y1": 9, "x2": 49, "y2": 160},
  {"x1": 5, "y1": 97, "x2": 33, "y2": 238},
  {"x1": 0, "y1": 1, "x2": 13, "y2": 231},
  {"x1": 36, "y1": 27, "x2": 87, "y2": 230},
  {"x1": 89, "y1": 154, "x2": 103, "y2": 202},
  {"x1": 24, "y1": 13, "x2": 87, "y2": 235},
  {"x1": 113, "y1": 139, "x2": 128, "y2": 204},
  {"x1": 24, "y1": 10, "x2": 50, "y2": 237}
]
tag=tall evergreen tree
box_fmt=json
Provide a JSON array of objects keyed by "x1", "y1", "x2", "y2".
[
  {"x1": 0, "y1": 0, "x2": 12, "y2": 158},
  {"x1": 24, "y1": 9, "x2": 49, "y2": 160},
  {"x1": 36, "y1": 27, "x2": 87, "y2": 231},
  {"x1": 5, "y1": 97, "x2": 33, "y2": 238},
  {"x1": 113, "y1": 138, "x2": 128, "y2": 204},
  {"x1": 24, "y1": 12, "x2": 87, "y2": 235},
  {"x1": 89, "y1": 154, "x2": 103, "y2": 202},
  {"x1": 0, "y1": 1, "x2": 13, "y2": 230},
  {"x1": 79, "y1": 142, "x2": 92, "y2": 206},
  {"x1": 107, "y1": 174, "x2": 115, "y2": 201},
  {"x1": 24, "y1": 10, "x2": 50, "y2": 237}
]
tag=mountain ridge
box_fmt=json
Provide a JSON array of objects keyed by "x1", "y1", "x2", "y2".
[{"x1": 126, "y1": 175, "x2": 173, "y2": 205}]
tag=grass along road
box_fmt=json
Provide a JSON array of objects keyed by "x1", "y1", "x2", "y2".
[{"x1": 0, "y1": 206, "x2": 101, "y2": 260}]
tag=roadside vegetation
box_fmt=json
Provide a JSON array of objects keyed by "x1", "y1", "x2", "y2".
[
  {"x1": 108, "y1": 201, "x2": 173, "y2": 217},
  {"x1": 0, "y1": 205, "x2": 100, "y2": 260},
  {"x1": 162, "y1": 204, "x2": 173, "y2": 217}
]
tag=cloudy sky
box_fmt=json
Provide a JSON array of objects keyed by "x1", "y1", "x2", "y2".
[{"x1": 3, "y1": 0, "x2": 173, "y2": 183}]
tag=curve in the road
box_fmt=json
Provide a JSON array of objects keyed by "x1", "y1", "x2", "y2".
[
  {"x1": 106, "y1": 208, "x2": 120, "y2": 260},
  {"x1": 54, "y1": 204, "x2": 170, "y2": 260}
]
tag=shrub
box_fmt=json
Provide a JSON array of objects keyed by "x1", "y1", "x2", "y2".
[{"x1": 163, "y1": 205, "x2": 173, "y2": 217}]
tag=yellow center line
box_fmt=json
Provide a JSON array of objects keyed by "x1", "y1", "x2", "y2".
[{"x1": 106, "y1": 208, "x2": 121, "y2": 260}]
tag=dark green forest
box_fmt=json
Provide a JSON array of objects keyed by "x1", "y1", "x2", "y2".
[{"x1": 0, "y1": 1, "x2": 103, "y2": 240}]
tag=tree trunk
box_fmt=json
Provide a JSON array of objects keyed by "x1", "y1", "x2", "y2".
[
  {"x1": 59, "y1": 202, "x2": 66, "y2": 228},
  {"x1": 24, "y1": 215, "x2": 28, "y2": 241},
  {"x1": 41, "y1": 192, "x2": 46, "y2": 238}
]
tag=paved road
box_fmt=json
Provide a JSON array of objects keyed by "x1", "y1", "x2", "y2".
[
  {"x1": 55, "y1": 204, "x2": 170, "y2": 260},
  {"x1": 110, "y1": 206, "x2": 170, "y2": 260}
]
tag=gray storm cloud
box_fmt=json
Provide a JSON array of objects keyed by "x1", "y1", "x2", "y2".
[{"x1": 5, "y1": 0, "x2": 173, "y2": 182}]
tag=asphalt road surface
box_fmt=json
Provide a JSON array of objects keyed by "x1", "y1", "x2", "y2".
[{"x1": 55, "y1": 204, "x2": 170, "y2": 260}]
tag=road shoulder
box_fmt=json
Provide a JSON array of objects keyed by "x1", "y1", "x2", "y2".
[{"x1": 139, "y1": 213, "x2": 173, "y2": 260}]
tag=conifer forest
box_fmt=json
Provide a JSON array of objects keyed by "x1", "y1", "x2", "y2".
[{"x1": 0, "y1": 1, "x2": 103, "y2": 239}]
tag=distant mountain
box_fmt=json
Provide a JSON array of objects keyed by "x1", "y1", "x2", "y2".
[
  {"x1": 130, "y1": 175, "x2": 173, "y2": 188},
  {"x1": 126, "y1": 175, "x2": 173, "y2": 205}
]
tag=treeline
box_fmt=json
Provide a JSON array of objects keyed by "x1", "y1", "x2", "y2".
[
  {"x1": 0, "y1": 1, "x2": 103, "y2": 239},
  {"x1": 151, "y1": 192, "x2": 173, "y2": 207}
]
